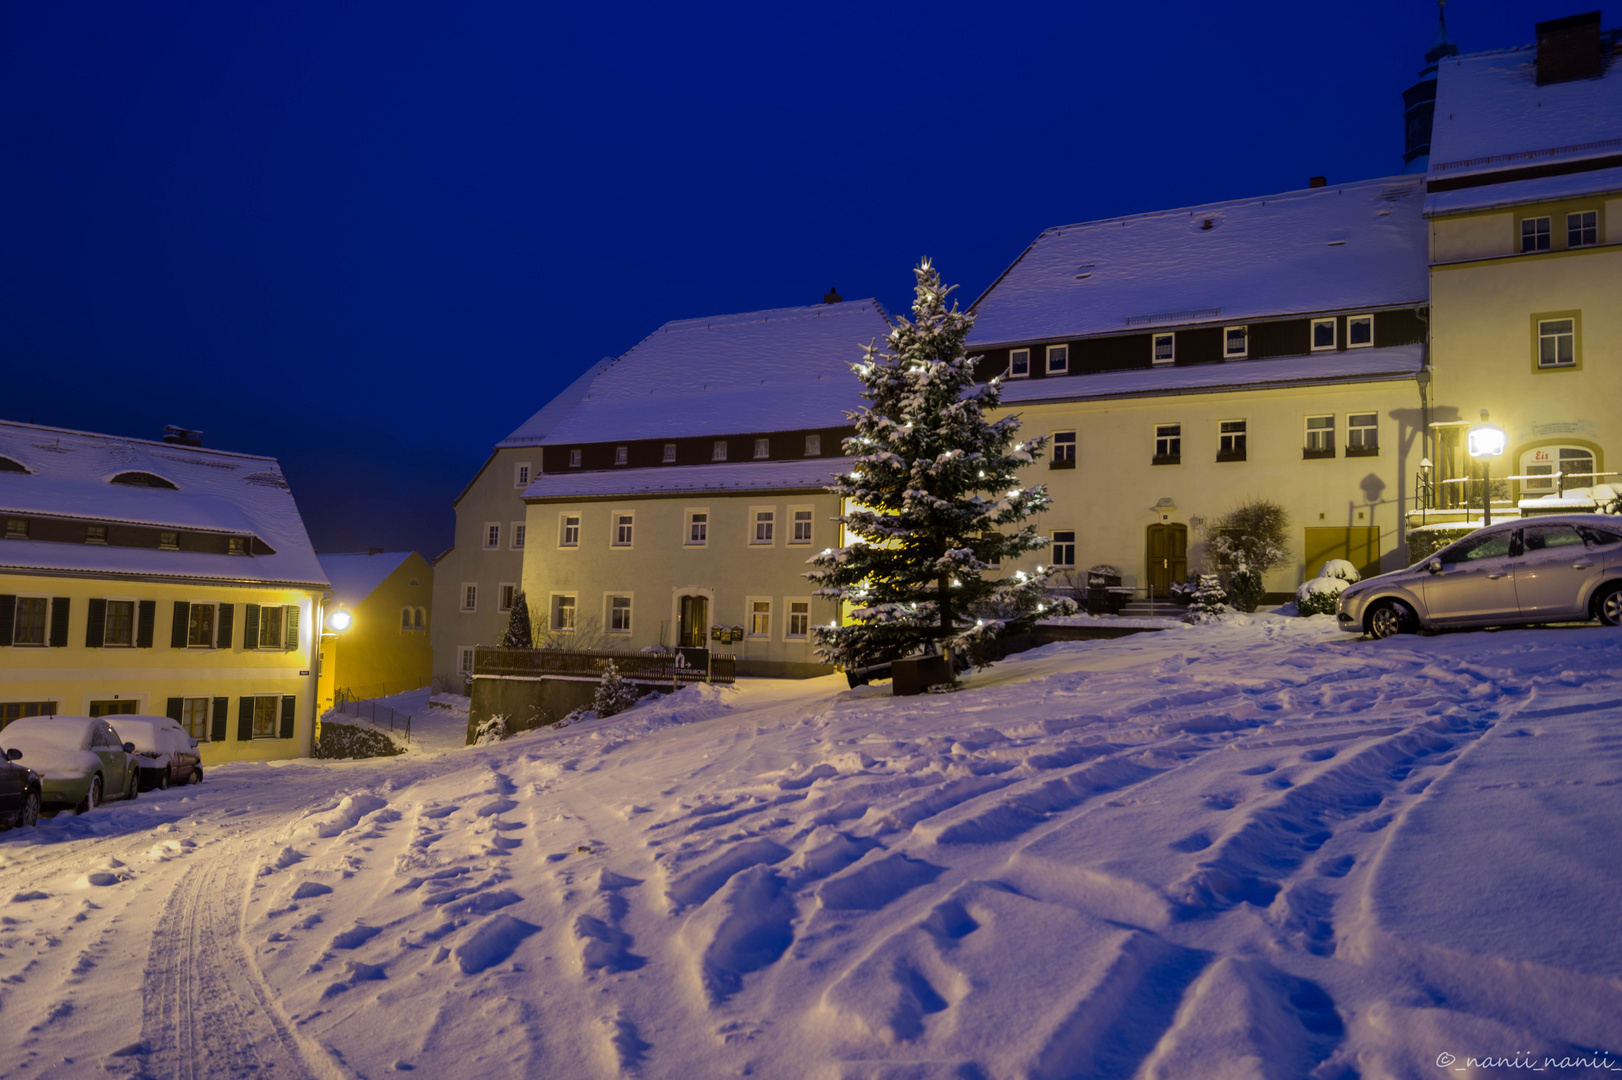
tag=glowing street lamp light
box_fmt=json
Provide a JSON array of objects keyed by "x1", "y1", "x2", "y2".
[
  {"x1": 328, "y1": 609, "x2": 353, "y2": 632},
  {"x1": 1468, "y1": 419, "x2": 1506, "y2": 526}
]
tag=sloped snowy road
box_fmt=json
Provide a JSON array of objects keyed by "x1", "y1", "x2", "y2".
[{"x1": 3, "y1": 617, "x2": 1620, "y2": 1079}]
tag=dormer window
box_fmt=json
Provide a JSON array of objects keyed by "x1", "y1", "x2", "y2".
[
  {"x1": 86, "y1": 524, "x2": 108, "y2": 544},
  {"x1": 1152, "y1": 334, "x2": 1175, "y2": 365},
  {"x1": 1046, "y1": 345, "x2": 1069, "y2": 374},
  {"x1": 5, "y1": 518, "x2": 26, "y2": 539},
  {"x1": 0, "y1": 456, "x2": 27, "y2": 474},
  {"x1": 1009, "y1": 349, "x2": 1030, "y2": 378},
  {"x1": 713, "y1": 441, "x2": 728, "y2": 462},
  {"x1": 1311, "y1": 318, "x2": 1337, "y2": 351},
  {"x1": 568, "y1": 448, "x2": 583, "y2": 468},
  {"x1": 228, "y1": 537, "x2": 247, "y2": 555},
  {"x1": 754, "y1": 438, "x2": 770, "y2": 460},
  {"x1": 159, "y1": 531, "x2": 179, "y2": 550},
  {"x1": 614, "y1": 445, "x2": 628, "y2": 466},
  {"x1": 804, "y1": 434, "x2": 821, "y2": 456},
  {"x1": 110, "y1": 471, "x2": 177, "y2": 489},
  {"x1": 1224, "y1": 326, "x2": 1247, "y2": 358},
  {"x1": 1347, "y1": 314, "x2": 1373, "y2": 348},
  {"x1": 663, "y1": 443, "x2": 677, "y2": 463}
]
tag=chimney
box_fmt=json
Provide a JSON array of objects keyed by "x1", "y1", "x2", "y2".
[
  {"x1": 823, "y1": 286, "x2": 842, "y2": 304},
  {"x1": 368, "y1": 547, "x2": 384, "y2": 555},
  {"x1": 1309, "y1": 176, "x2": 1328, "y2": 188},
  {"x1": 162, "y1": 425, "x2": 203, "y2": 447},
  {"x1": 1536, "y1": 11, "x2": 1603, "y2": 85}
]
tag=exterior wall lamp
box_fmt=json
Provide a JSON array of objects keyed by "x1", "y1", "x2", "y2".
[
  {"x1": 328, "y1": 609, "x2": 353, "y2": 632},
  {"x1": 1467, "y1": 415, "x2": 1506, "y2": 526}
]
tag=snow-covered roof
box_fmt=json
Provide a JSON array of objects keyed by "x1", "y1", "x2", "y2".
[
  {"x1": 498, "y1": 357, "x2": 617, "y2": 449},
  {"x1": 0, "y1": 420, "x2": 327, "y2": 588},
  {"x1": 1428, "y1": 43, "x2": 1622, "y2": 184},
  {"x1": 996, "y1": 345, "x2": 1423, "y2": 406},
  {"x1": 522, "y1": 457, "x2": 850, "y2": 501},
  {"x1": 1427, "y1": 164, "x2": 1622, "y2": 216},
  {"x1": 966, "y1": 177, "x2": 1429, "y2": 348},
  {"x1": 535, "y1": 301, "x2": 893, "y2": 445},
  {"x1": 317, "y1": 552, "x2": 413, "y2": 607}
]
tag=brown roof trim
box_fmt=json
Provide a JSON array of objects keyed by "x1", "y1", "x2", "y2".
[{"x1": 1427, "y1": 152, "x2": 1622, "y2": 193}]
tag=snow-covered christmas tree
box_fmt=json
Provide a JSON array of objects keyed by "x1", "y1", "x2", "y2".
[
  {"x1": 501, "y1": 590, "x2": 533, "y2": 649},
  {"x1": 806, "y1": 261, "x2": 1076, "y2": 670},
  {"x1": 593, "y1": 660, "x2": 638, "y2": 717}
]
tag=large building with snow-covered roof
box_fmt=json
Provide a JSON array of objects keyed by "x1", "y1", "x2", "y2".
[
  {"x1": 968, "y1": 175, "x2": 1432, "y2": 597},
  {"x1": 1421, "y1": 11, "x2": 1622, "y2": 523},
  {"x1": 0, "y1": 420, "x2": 328, "y2": 761}
]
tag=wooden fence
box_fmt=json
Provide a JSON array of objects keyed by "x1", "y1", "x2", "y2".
[{"x1": 472, "y1": 647, "x2": 736, "y2": 685}]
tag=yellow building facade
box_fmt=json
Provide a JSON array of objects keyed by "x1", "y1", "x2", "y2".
[
  {"x1": 316, "y1": 550, "x2": 433, "y2": 708},
  {"x1": 0, "y1": 421, "x2": 328, "y2": 762}
]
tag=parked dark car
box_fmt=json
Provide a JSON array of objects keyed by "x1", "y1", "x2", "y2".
[
  {"x1": 109, "y1": 715, "x2": 203, "y2": 790},
  {"x1": 0, "y1": 744, "x2": 42, "y2": 830},
  {"x1": 1338, "y1": 515, "x2": 1622, "y2": 637}
]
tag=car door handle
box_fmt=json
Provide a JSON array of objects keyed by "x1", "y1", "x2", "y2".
[
  {"x1": 1573, "y1": 561, "x2": 1594, "y2": 569},
  {"x1": 1486, "y1": 572, "x2": 1506, "y2": 579}
]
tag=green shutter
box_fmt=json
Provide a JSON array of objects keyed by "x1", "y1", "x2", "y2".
[
  {"x1": 238, "y1": 697, "x2": 255, "y2": 741},
  {"x1": 0, "y1": 594, "x2": 16, "y2": 647},
  {"x1": 211, "y1": 697, "x2": 229, "y2": 743},
  {"x1": 166, "y1": 697, "x2": 184, "y2": 723},
  {"x1": 243, "y1": 604, "x2": 260, "y2": 650},
  {"x1": 85, "y1": 598, "x2": 106, "y2": 647},
  {"x1": 280, "y1": 695, "x2": 295, "y2": 739},
  {"x1": 136, "y1": 600, "x2": 156, "y2": 648},
  {"x1": 170, "y1": 601, "x2": 190, "y2": 648},
  {"x1": 49, "y1": 598, "x2": 70, "y2": 647},
  {"x1": 217, "y1": 604, "x2": 234, "y2": 649},
  {"x1": 284, "y1": 605, "x2": 299, "y2": 651}
]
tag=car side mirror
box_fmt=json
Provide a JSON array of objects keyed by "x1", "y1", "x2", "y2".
[
  {"x1": 1426, "y1": 559, "x2": 1442, "y2": 573},
  {"x1": 123, "y1": 742, "x2": 137, "y2": 754},
  {"x1": 5, "y1": 748, "x2": 20, "y2": 761}
]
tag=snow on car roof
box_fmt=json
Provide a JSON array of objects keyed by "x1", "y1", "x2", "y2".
[
  {"x1": 535, "y1": 301, "x2": 893, "y2": 445},
  {"x1": 523, "y1": 457, "x2": 851, "y2": 501},
  {"x1": 317, "y1": 551, "x2": 414, "y2": 607},
  {"x1": 1428, "y1": 42, "x2": 1622, "y2": 182},
  {"x1": 966, "y1": 176, "x2": 1428, "y2": 347},
  {"x1": 0, "y1": 420, "x2": 327, "y2": 588},
  {"x1": 1, "y1": 715, "x2": 95, "y2": 751}
]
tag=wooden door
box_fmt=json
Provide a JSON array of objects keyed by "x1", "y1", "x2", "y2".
[
  {"x1": 1146, "y1": 524, "x2": 1188, "y2": 593},
  {"x1": 678, "y1": 595, "x2": 708, "y2": 647}
]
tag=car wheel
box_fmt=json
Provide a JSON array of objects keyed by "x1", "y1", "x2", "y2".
[
  {"x1": 17, "y1": 789, "x2": 40, "y2": 829},
  {"x1": 1596, "y1": 583, "x2": 1622, "y2": 627},
  {"x1": 77, "y1": 774, "x2": 103, "y2": 815},
  {"x1": 126, "y1": 770, "x2": 138, "y2": 801},
  {"x1": 188, "y1": 766, "x2": 203, "y2": 785},
  {"x1": 157, "y1": 769, "x2": 170, "y2": 791},
  {"x1": 1368, "y1": 600, "x2": 1415, "y2": 639}
]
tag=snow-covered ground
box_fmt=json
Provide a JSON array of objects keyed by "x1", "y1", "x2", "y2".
[{"x1": 3, "y1": 617, "x2": 1620, "y2": 1079}]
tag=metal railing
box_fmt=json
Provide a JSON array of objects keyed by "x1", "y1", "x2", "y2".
[
  {"x1": 333, "y1": 674, "x2": 434, "y2": 702},
  {"x1": 332, "y1": 690, "x2": 413, "y2": 741},
  {"x1": 472, "y1": 646, "x2": 736, "y2": 685}
]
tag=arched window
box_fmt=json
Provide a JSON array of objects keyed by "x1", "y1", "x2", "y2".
[
  {"x1": 401, "y1": 606, "x2": 413, "y2": 629},
  {"x1": 414, "y1": 607, "x2": 426, "y2": 630},
  {"x1": 1521, "y1": 445, "x2": 1598, "y2": 495},
  {"x1": 110, "y1": 471, "x2": 178, "y2": 489}
]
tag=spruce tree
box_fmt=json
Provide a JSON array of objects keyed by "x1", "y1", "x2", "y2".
[
  {"x1": 807, "y1": 261, "x2": 1076, "y2": 670},
  {"x1": 500, "y1": 591, "x2": 533, "y2": 649},
  {"x1": 593, "y1": 660, "x2": 638, "y2": 717}
]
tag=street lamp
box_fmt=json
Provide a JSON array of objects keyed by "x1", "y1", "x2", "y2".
[
  {"x1": 1467, "y1": 419, "x2": 1506, "y2": 526},
  {"x1": 1418, "y1": 457, "x2": 1433, "y2": 526}
]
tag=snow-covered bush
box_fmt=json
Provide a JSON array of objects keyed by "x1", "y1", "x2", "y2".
[
  {"x1": 1226, "y1": 567, "x2": 1265, "y2": 613},
  {"x1": 1296, "y1": 561, "x2": 1362, "y2": 616},
  {"x1": 473, "y1": 714, "x2": 511, "y2": 745},
  {"x1": 315, "y1": 715, "x2": 405, "y2": 759},
  {"x1": 593, "y1": 661, "x2": 639, "y2": 718},
  {"x1": 1184, "y1": 575, "x2": 1228, "y2": 624},
  {"x1": 552, "y1": 707, "x2": 591, "y2": 730},
  {"x1": 1206, "y1": 500, "x2": 1290, "y2": 613}
]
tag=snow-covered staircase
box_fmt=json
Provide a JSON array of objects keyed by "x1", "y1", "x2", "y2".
[{"x1": 1119, "y1": 598, "x2": 1186, "y2": 619}]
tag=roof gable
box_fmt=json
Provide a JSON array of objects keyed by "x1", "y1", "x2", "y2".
[{"x1": 317, "y1": 551, "x2": 415, "y2": 606}]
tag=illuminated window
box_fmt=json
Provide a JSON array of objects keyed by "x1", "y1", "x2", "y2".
[
  {"x1": 1152, "y1": 334, "x2": 1174, "y2": 365},
  {"x1": 1009, "y1": 349, "x2": 1030, "y2": 377}
]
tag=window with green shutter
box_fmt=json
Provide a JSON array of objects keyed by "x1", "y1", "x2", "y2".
[
  {"x1": 171, "y1": 601, "x2": 191, "y2": 648},
  {"x1": 238, "y1": 697, "x2": 254, "y2": 741},
  {"x1": 0, "y1": 595, "x2": 14, "y2": 647},
  {"x1": 280, "y1": 695, "x2": 296, "y2": 739},
  {"x1": 217, "y1": 604, "x2": 235, "y2": 650},
  {"x1": 84, "y1": 598, "x2": 106, "y2": 648},
  {"x1": 211, "y1": 697, "x2": 229, "y2": 743},
  {"x1": 283, "y1": 605, "x2": 299, "y2": 651},
  {"x1": 49, "y1": 598, "x2": 69, "y2": 647},
  {"x1": 243, "y1": 604, "x2": 260, "y2": 651},
  {"x1": 136, "y1": 600, "x2": 156, "y2": 648}
]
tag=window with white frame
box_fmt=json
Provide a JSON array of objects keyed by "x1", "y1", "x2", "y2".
[
  {"x1": 686, "y1": 510, "x2": 708, "y2": 546},
  {"x1": 1009, "y1": 349, "x2": 1030, "y2": 377},
  {"x1": 258, "y1": 605, "x2": 285, "y2": 649},
  {"x1": 1538, "y1": 317, "x2": 1576, "y2": 368},
  {"x1": 1218, "y1": 420, "x2": 1247, "y2": 460},
  {"x1": 1051, "y1": 530, "x2": 1076, "y2": 567},
  {"x1": 1305, "y1": 415, "x2": 1335, "y2": 456},
  {"x1": 1051, "y1": 431, "x2": 1076, "y2": 467},
  {"x1": 483, "y1": 523, "x2": 500, "y2": 549},
  {"x1": 514, "y1": 462, "x2": 531, "y2": 488},
  {"x1": 1152, "y1": 334, "x2": 1175, "y2": 365},
  {"x1": 10, "y1": 596, "x2": 47, "y2": 646},
  {"x1": 458, "y1": 646, "x2": 474, "y2": 675},
  {"x1": 1047, "y1": 345, "x2": 1069, "y2": 374},
  {"x1": 568, "y1": 448, "x2": 582, "y2": 468},
  {"x1": 615, "y1": 445, "x2": 628, "y2": 465},
  {"x1": 1347, "y1": 314, "x2": 1373, "y2": 348},
  {"x1": 713, "y1": 441, "x2": 728, "y2": 461},
  {"x1": 1311, "y1": 318, "x2": 1336, "y2": 350},
  {"x1": 1567, "y1": 211, "x2": 1598, "y2": 248},
  {"x1": 251, "y1": 695, "x2": 281, "y2": 739},
  {"x1": 753, "y1": 510, "x2": 775, "y2": 545},
  {"x1": 754, "y1": 438, "x2": 770, "y2": 459},
  {"x1": 787, "y1": 599, "x2": 810, "y2": 639},
  {"x1": 1347, "y1": 413, "x2": 1378, "y2": 455},
  {"x1": 608, "y1": 594, "x2": 632, "y2": 633},
  {"x1": 187, "y1": 602, "x2": 217, "y2": 647},
  {"x1": 804, "y1": 434, "x2": 821, "y2": 456},
  {"x1": 511, "y1": 523, "x2": 526, "y2": 549},
  {"x1": 181, "y1": 697, "x2": 210, "y2": 740},
  {"x1": 1224, "y1": 325, "x2": 1247, "y2": 358},
  {"x1": 663, "y1": 443, "x2": 677, "y2": 463},
  {"x1": 560, "y1": 514, "x2": 580, "y2": 546},
  {"x1": 612, "y1": 513, "x2": 634, "y2": 547},
  {"x1": 499, "y1": 583, "x2": 516, "y2": 612},
  {"x1": 1521, "y1": 216, "x2": 1551, "y2": 252},
  {"x1": 460, "y1": 583, "x2": 477, "y2": 612},
  {"x1": 790, "y1": 508, "x2": 813, "y2": 544},
  {"x1": 1154, "y1": 424, "x2": 1181, "y2": 462},
  {"x1": 749, "y1": 599, "x2": 771, "y2": 637},
  {"x1": 551, "y1": 594, "x2": 576, "y2": 631}
]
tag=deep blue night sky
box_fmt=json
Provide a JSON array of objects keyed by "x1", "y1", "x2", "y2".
[{"x1": 0, "y1": 1, "x2": 1552, "y2": 558}]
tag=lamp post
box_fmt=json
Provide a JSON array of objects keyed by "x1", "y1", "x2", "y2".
[
  {"x1": 1467, "y1": 419, "x2": 1506, "y2": 526},
  {"x1": 1418, "y1": 457, "x2": 1433, "y2": 526}
]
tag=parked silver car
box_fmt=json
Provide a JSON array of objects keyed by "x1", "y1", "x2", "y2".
[{"x1": 1337, "y1": 514, "x2": 1622, "y2": 638}]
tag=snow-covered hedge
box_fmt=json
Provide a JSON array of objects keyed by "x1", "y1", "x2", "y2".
[
  {"x1": 316, "y1": 715, "x2": 406, "y2": 759},
  {"x1": 1296, "y1": 562, "x2": 1362, "y2": 616},
  {"x1": 1407, "y1": 523, "x2": 1476, "y2": 564}
]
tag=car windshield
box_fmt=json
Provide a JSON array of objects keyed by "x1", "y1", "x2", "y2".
[{"x1": 1439, "y1": 531, "x2": 1512, "y2": 564}]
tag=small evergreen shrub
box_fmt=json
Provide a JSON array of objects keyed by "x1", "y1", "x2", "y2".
[
  {"x1": 1184, "y1": 575, "x2": 1228, "y2": 624},
  {"x1": 501, "y1": 593, "x2": 534, "y2": 649},
  {"x1": 1226, "y1": 568, "x2": 1265, "y2": 613},
  {"x1": 473, "y1": 714, "x2": 512, "y2": 745},
  {"x1": 593, "y1": 661, "x2": 640, "y2": 718}
]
